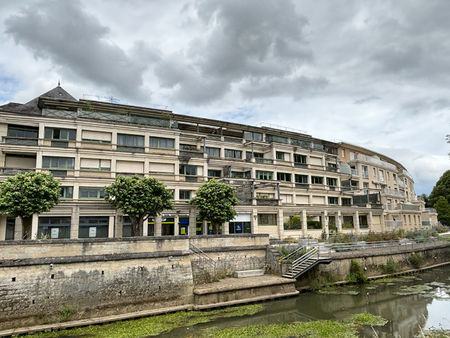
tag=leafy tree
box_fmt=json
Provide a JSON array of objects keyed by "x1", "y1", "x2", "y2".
[
  {"x1": 104, "y1": 175, "x2": 173, "y2": 236},
  {"x1": 190, "y1": 179, "x2": 239, "y2": 234},
  {"x1": 434, "y1": 196, "x2": 450, "y2": 226},
  {"x1": 0, "y1": 172, "x2": 61, "y2": 238},
  {"x1": 428, "y1": 170, "x2": 450, "y2": 206}
]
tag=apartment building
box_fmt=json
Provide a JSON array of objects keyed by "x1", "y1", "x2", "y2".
[{"x1": 0, "y1": 86, "x2": 438, "y2": 241}]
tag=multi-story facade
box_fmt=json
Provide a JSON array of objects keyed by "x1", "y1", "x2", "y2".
[{"x1": 0, "y1": 86, "x2": 439, "y2": 241}]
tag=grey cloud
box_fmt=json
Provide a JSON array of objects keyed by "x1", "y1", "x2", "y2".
[
  {"x1": 4, "y1": 0, "x2": 157, "y2": 100},
  {"x1": 153, "y1": 0, "x2": 319, "y2": 104},
  {"x1": 354, "y1": 96, "x2": 381, "y2": 105}
]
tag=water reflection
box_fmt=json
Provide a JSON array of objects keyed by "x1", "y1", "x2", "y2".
[{"x1": 159, "y1": 267, "x2": 449, "y2": 337}]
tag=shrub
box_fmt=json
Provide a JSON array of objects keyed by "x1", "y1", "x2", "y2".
[
  {"x1": 381, "y1": 259, "x2": 398, "y2": 274},
  {"x1": 347, "y1": 260, "x2": 367, "y2": 284},
  {"x1": 59, "y1": 306, "x2": 76, "y2": 322},
  {"x1": 307, "y1": 220, "x2": 322, "y2": 229},
  {"x1": 409, "y1": 253, "x2": 425, "y2": 269}
]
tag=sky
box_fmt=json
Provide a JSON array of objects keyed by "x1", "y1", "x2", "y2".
[{"x1": 0, "y1": 0, "x2": 449, "y2": 194}]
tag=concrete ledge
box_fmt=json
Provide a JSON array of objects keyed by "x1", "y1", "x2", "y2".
[
  {"x1": 0, "y1": 304, "x2": 193, "y2": 337},
  {"x1": 194, "y1": 275, "x2": 295, "y2": 295},
  {"x1": 193, "y1": 291, "x2": 299, "y2": 310},
  {"x1": 198, "y1": 245, "x2": 268, "y2": 253},
  {"x1": 234, "y1": 269, "x2": 264, "y2": 278},
  {"x1": 0, "y1": 250, "x2": 189, "y2": 267}
]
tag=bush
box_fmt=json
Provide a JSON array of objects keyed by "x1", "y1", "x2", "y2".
[
  {"x1": 307, "y1": 220, "x2": 322, "y2": 229},
  {"x1": 59, "y1": 306, "x2": 76, "y2": 322},
  {"x1": 381, "y1": 259, "x2": 398, "y2": 274},
  {"x1": 284, "y1": 215, "x2": 302, "y2": 230},
  {"x1": 310, "y1": 272, "x2": 336, "y2": 290},
  {"x1": 347, "y1": 260, "x2": 367, "y2": 284},
  {"x1": 409, "y1": 253, "x2": 425, "y2": 269}
]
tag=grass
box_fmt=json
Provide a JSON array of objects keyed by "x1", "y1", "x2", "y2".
[
  {"x1": 27, "y1": 304, "x2": 264, "y2": 338},
  {"x1": 350, "y1": 313, "x2": 388, "y2": 326},
  {"x1": 202, "y1": 320, "x2": 358, "y2": 338}
]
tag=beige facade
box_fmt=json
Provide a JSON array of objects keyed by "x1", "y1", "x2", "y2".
[{"x1": 0, "y1": 86, "x2": 439, "y2": 240}]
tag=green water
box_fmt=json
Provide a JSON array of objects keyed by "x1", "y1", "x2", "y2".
[{"x1": 160, "y1": 266, "x2": 450, "y2": 337}]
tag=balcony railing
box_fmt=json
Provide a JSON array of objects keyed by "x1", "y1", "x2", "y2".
[
  {"x1": 255, "y1": 158, "x2": 274, "y2": 164},
  {"x1": 362, "y1": 172, "x2": 369, "y2": 178},
  {"x1": 382, "y1": 188, "x2": 405, "y2": 198},
  {"x1": 0, "y1": 167, "x2": 35, "y2": 175},
  {"x1": 385, "y1": 220, "x2": 403, "y2": 228},
  {"x1": 351, "y1": 169, "x2": 359, "y2": 176},
  {"x1": 352, "y1": 153, "x2": 397, "y2": 171},
  {"x1": 294, "y1": 162, "x2": 308, "y2": 168},
  {"x1": 295, "y1": 183, "x2": 309, "y2": 189}
]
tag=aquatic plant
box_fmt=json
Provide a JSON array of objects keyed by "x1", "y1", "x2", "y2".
[{"x1": 350, "y1": 313, "x2": 388, "y2": 326}]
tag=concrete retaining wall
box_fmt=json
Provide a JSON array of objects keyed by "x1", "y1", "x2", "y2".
[{"x1": 0, "y1": 235, "x2": 269, "y2": 330}]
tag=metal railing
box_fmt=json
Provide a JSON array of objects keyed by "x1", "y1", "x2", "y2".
[
  {"x1": 190, "y1": 243, "x2": 216, "y2": 267},
  {"x1": 323, "y1": 238, "x2": 440, "y2": 253}
]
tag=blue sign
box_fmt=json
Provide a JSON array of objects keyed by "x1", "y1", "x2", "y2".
[{"x1": 236, "y1": 223, "x2": 242, "y2": 231}]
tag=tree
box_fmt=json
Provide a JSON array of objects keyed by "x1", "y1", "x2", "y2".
[
  {"x1": 428, "y1": 170, "x2": 450, "y2": 206},
  {"x1": 104, "y1": 175, "x2": 173, "y2": 236},
  {"x1": 434, "y1": 196, "x2": 450, "y2": 226},
  {"x1": 190, "y1": 179, "x2": 239, "y2": 234},
  {"x1": 0, "y1": 172, "x2": 61, "y2": 238}
]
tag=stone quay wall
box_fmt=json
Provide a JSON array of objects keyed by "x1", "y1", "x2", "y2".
[{"x1": 0, "y1": 235, "x2": 268, "y2": 330}]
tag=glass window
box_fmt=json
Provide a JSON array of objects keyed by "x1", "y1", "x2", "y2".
[
  {"x1": 206, "y1": 147, "x2": 220, "y2": 158},
  {"x1": 44, "y1": 127, "x2": 76, "y2": 140},
  {"x1": 294, "y1": 154, "x2": 307, "y2": 164},
  {"x1": 311, "y1": 176, "x2": 324, "y2": 184},
  {"x1": 179, "y1": 190, "x2": 191, "y2": 200},
  {"x1": 5, "y1": 217, "x2": 15, "y2": 240},
  {"x1": 258, "y1": 214, "x2": 277, "y2": 225},
  {"x1": 60, "y1": 186, "x2": 73, "y2": 199},
  {"x1": 150, "y1": 137, "x2": 175, "y2": 149},
  {"x1": 42, "y1": 156, "x2": 75, "y2": 169},
  {"x1": 266, "y1": 134, "x2": 288, "y2": 144},
  {"x1": 179, "y1": 164, "x2": 197, "y2": 176},
  {"x1": 342, "y1": 198, "x2": 352, "y2": 206},
  {"x1": 229, "y1": 222, "x2": 251, "y2": 234},
  {"x1": 225, "y1": 149, "x2": 242, "y2": 159},
  {"x1": 277, "y1": 172, "x2": 291, "y2": 182},
  {"x1": 295, "y1": 174, "x2": 308, "y2": 184},
  {"x1": 7, "y1": 125, "x2": 38, "y2": 139},
  {"x1": 38, "y1": 216, "x2": 71, "y2": 239},
  {"x1": 243, "y1": 131, "x2": 262, "y2": 141},
  {"x1": 80, "y1": 159, "x2": 111, "y2": 171},
  {"x1": 79, "y1": 216, "x2": 109, "y2": 238},
  {"x1": 179, "y1": 216, "x2": 189, "y2": 236},
  {"x1": 256, "y1": 170, "x2": 273, "y2": 180},
  {"x1": 208, "y1": 169, "x2": 221, "y2": 177},
  {"x1": 326, "y1": 178, "x2": 337, "y2": 186},
  {"x1": 117, "y1": 134, "x2": 144, "y2": 152},
  {"x1": 328, "y1": 197, "x2": 338, "y2": 205},
  {"x1": 79, "y1": 187, "x2": 105, "y2": 199},
  {"x1": 276, "y1": 152, "x2": 285, "y2": 160}
]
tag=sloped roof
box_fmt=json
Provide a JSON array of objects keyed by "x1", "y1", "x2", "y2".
[{"x1": 0, "y1": 85, "x2": 77, "y2": 115}]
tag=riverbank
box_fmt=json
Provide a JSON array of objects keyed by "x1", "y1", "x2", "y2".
[{"x1": 22, "y1": 265, "x2": 450, "y2": 337}]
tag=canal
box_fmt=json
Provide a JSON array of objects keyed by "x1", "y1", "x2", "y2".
[{"x1": 162, "y1": 266, "x2": 449, "y2": 337}]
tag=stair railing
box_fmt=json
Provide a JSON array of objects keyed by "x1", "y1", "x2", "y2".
[
  {"x1": 190, "y1": 243, "x2": 216, "y2": 268},
  {"x1": 289, "y1": 247, "x2": 318, "y2": 273}
]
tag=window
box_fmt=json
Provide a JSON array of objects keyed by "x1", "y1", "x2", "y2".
[
  {"x1": 350, "y1": 152, "x2": 355, "y2": 160},
  {"x1": 79, "y1": 187, "x2": 105, "y2": 199},
  {"x1": 326, "y1": 178, "x2": 337, "y2": 186},
  {"x1": 38, "y1": 217, "x2": 71, "y2": 239},
  {"x1": 208, "y1": 169, "x2": 221, "y2": 177},
  {"x1": 60, "y1": 186, "x2": 73, "y2": 199},
  {"x1": 276, "y1": 152, "x2": 285, "y2": 160},
  {"x1": 294, "y1": 154, "x2": 307, "y2": 164},
  {"x1": 256, "y1": 170, "x2": 273, "y2": 180},
  {"x1": 277, "y1": 172, "x2": 292, "y2": 182},
  {"x1": 42, "y1": 156, "x2": 75, "y2": 169},
  {"x1": 81, "y1": 130, "x2": 111, "y2": 144},
  {"x1": 295, "y1": 174, "x2": 308, "y2": 184},
  {"x1": 44, "y1": 127, "x2": 76, "y2": 141},
  {"x1": 342, "y1": 198, "x2": 352, "y2": 206},
  {"x1": 117, "y1": 133, "x2": 144, "y2": 152},
  {"x1": 179, "y1": 164, "x2": 197, "y2": 176},
  {"x1": 343, "y1": 216, "x2": 354, "y2": 228},
  {"x1": 5, "y1": 217, "x2": 15, "y2": 240},
  {"x1": 7, "y1": 125, "x2": 38, "y2": 145},
  {"x1": 150, "y1": 136, "x2": 174, "y2": 149},
  {"x1": 179, "y1": 216, "x2": 189, "y2": 235},
  {"x1": 311, "y1": 176, "x2": 324, "y2": 184},
  {"x1": 363, "y1": 182, "x2": 369, "y2": 189},
  {"x1": 80, "y1": 159, "x2": 111, "y2": 171},
  {"x1": 266, "y1": 134, "x2": 288, "y2": 144},
  {"x1": 225, "y1": 149, "x2": 242, "y2": 159},
  {"x1": 206, "y1": 147, "x2": 220, "y2": 158},
  {"x1": 328, "y1": 197, "x2": 338, "y2": 205},
  {"x1": 179, "y1": 190, "x2": 191, "y2": 200},
  {"x1": 247, "y1": 151, "x2": 264, "y2": 160},
  {"x1": 379, "y1": 170, "x2": 384, "y2": 182},
  {"x1": 341, "y1": 149, "x2": 345, "y2": 157},
  {"x1": 258, "y1": 214, "x2": 277, "y2": 225},
  {"x1": 79, "y1": 216, "x2": 109, "y2": 238},
  {"x1": 243, "y1": 131, "x2": 262, "y2": 141}
]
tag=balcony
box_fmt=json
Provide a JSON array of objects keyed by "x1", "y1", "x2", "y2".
[
  {"x1": 326, "y1": 166, "x2": 338, "y2": 172},
  {"x1": 352, "y1": 153, "x2": 398, "y2": 171},
  {"x1": 0, "y1": 167, "x2": 35, "y2": 175},
  {"x1": 351, "y1": 169, "x2": 359, "y2": 176},
  {"x1": 362, "y1": 172, "x2": 369, "y2": 178},
  {"x1": 294, "y1": 162, "x2": 308, "y2": 168},
  {"x1": 382, "y1": 188, "x2": 405, "y2": 198},
  {"x1": 385, "y1": 220, "x2": 403, "y2": 228},
  {"x1": 295, "y1": 183, "x2": 309, "y2": 189},
  {"x1": 385, "y1": 203, "x2": 420, "y2": 211},
  {"x1": 255, "y1": 158, "x2": 274, "y2": 164},
  {"x1": 256, "y1": 198, "x2": 279, "y2": 206}
]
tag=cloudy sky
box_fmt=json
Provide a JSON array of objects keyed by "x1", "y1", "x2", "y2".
[{"x1": 0, "y1": 0, "x2": 449, "y2": 194}]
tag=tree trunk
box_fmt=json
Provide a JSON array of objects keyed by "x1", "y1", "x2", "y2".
[
  {"x1": 212, "y1": 221, "x2": 221, "y2": 235},
  {"x1": 131, "y1": 216, "x2": 143, "y2": 237}
]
